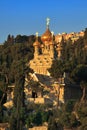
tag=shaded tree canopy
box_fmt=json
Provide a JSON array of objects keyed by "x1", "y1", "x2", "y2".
[
  {"x1": 71, "y1": 64, "x2": 87, "y2": 83},
  {"x1": 48, "y1": 60, "x2": 64, "y2": 79}
]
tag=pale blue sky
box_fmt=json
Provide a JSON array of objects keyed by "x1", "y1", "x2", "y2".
[{"x1": 0, "y1": 0, "x2": 87, "y2": 43}]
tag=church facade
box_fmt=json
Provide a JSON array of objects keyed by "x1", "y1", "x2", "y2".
[{"x1": 29, "y1": 18, "x2": 63, "y2": 75}]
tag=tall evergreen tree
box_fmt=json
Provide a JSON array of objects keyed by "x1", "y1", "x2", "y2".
[{"x1": 10, "y1": 58, "x2": 30, "y2": 130}]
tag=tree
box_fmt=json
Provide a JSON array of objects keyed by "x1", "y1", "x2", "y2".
[
  {"x1": 48, "y1": 60, "x2": 64, "y2": 79},
  {"x1": 4, "y1": 34, "x2": 14, "y2": 46},
  {"x1": 0, "y1": 69, "x2": 8, "y2": 122},
  {"x1": 74, "y1": 102, "x2": 87, "y2": 130},
  {"x1": 70, "y1": 114, "x2": 80, "y2": 128},
  {"x1": 71, "y1": 64, "x2": 87, "y2": 102},
  {"x1": 80, "y1": 81, "x2": 87, "y2": 102},
  {"x1": 10, "y1": 60, "x2": 28, "y2": 130},
  {"x1": 9, "y1": 114, "x2": 17, "y2": 130},
  {"x1": 84, "y1": 28, "x2": 87, "y2": 44},
  {"x1": 48, "y1": 116, "x2": 63, "y2": 130},
  {"x1": 0, "y1": 74, "x2": 7, "y2": 106},
  {"x1": 33, "y1": 111, "x2": 42, "y2": 126},
  {"x1": 64, "y1": 100, "x2": 75, "y2": 113},
  {"x1": 0, "y1": 34, "x2": 34, "y2": 126},
  {"x1": 60, "y1": 112, "x2": 71, "y2": 129}
]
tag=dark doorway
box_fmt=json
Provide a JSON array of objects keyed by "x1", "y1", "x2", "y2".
[{"x1": 32, "y1": 91, "x2": 37, "y2": 98}]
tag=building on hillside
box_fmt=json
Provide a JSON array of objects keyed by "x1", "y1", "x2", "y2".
[
  {"x1": 28, "y1": 18, "x2": 82, "y2": 106},
  {"x1": 55, "y1": 31, "x2": 84, "y2": 43},
  {"x1": 3, "y1": 19, "x2": 83, "y2": 111},
  {"x1": 53, "y1": 75, "x2": 82, "y2": 105},
  {"x1": 29, "y1": 18, "x2": 84, "y2": 76},
  {"x1": 29, "y1": 18, "x2": 63, "y2": 75}
]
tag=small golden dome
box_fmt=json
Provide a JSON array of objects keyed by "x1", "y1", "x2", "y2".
[
  {"x1": 33, "y1": 32, "x2": 40, "y2": 47},
  {"x1": 33, "y1": 40, "x2": 40, "y2": 47},
  {"x1": 41, "y1": 28, "x2": 53, "y2": 42}
]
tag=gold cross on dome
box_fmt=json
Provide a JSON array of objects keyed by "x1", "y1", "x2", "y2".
[
  {"x1": 36, "y1": 32, "x2": 38, "y2": 37},
  {"x1": 46, "y1": 18, "x2": 50, "y2": 26}
]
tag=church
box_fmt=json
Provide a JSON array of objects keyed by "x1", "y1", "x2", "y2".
[
  {"x1": 29, "y1": 18, "x2": 63, "y2": 76},
  {"x1": 3, "y1": 19, "x2": 82, "y2": 108},
  {"x1": 28, "y1": 18, "x2": 81, "y2": 105}
]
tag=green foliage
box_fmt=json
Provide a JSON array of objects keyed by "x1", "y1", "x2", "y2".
[
  {"x1": 0, "y1": 74, "x2": 7, "y2": 117},
  {"x1": 25, "y1": 104, "x2": 53, "y2": 128},
  {"x1": 41, "y1": 111, "x2": 48, "y2": 122},
  {"x1": 0, "y1": 29, "x2": 87, "y2": 129},
  {"x1": 60, "y1": 112, "x2": 71, "y2": 128},
  {"x1": 64, "y1": 100, "x2": 76, "y2": 113},
  {"x1": 84, "y1": 28, "x2": 87, "y2": 44},
  {"x1": 33, "y1": 111, "x2": 42, "y2": 126},
  {"x1": 71, "y1": 64, "x2": 87, "y2": 83},
  {"x1": 71, "y1": 64, "x2": 87, "y2": 102},
  {"x1": 0, "y1": 106, "x2": 3, "y2": 122},
  {"x1": 25, "y1": 113, "x2": 35, "y2": 128},
  {"x1": 64, "y1": 58, "x2": 77, "y2": 73},
  {"x1": 0, "y1": 90, "x2": 7, "y2": 105},
  {"x1": 74, "y1": 101, "x2": 87, "y2": 129},
  {"x1": 79, "y1": 117, "x2": 87, "y2": 130},
  {"x1": 9, "y1": 115, "x2": 17, "y2": 130},
  {"x1": 76, "y1": 104, "x2": 87, "y2": 119},
  {"x1": 10, "y1": 59, "x2": 27, "y2": 129},
  {"x1": 70, "y1": 114, "x2": 80, "y2": 128},
  {"x1": 48, "y1": 116, "x2": 63, "y2": 130},
  {"x1": 57, "y1": 101, "x2": 80, "y2": 129},
  {"x1": 48, "y1": 60, "x2": 64, "y2": 79}
]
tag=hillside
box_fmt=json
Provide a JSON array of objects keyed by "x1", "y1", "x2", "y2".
[{"x1": 0, "y1": 28, "x2": 87, "y2": 130}]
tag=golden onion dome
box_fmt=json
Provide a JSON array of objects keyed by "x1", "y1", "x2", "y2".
[
  {"x1": 41, "y1": 18, "x2": 55, "y2": 43},
  {"x1": 33, "y1": 40, "x2": 40, "y2": 47},
  {"x1": 41, "y1": 28, "x2": 53, "y2": 42},
  {"x1": 33, "y1": 32, "x2": 40, "y2": 47}
]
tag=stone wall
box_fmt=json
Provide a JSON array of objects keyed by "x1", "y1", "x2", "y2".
[{"x1": 27, "y1": 98, "x2": 45, "y2": 104}]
